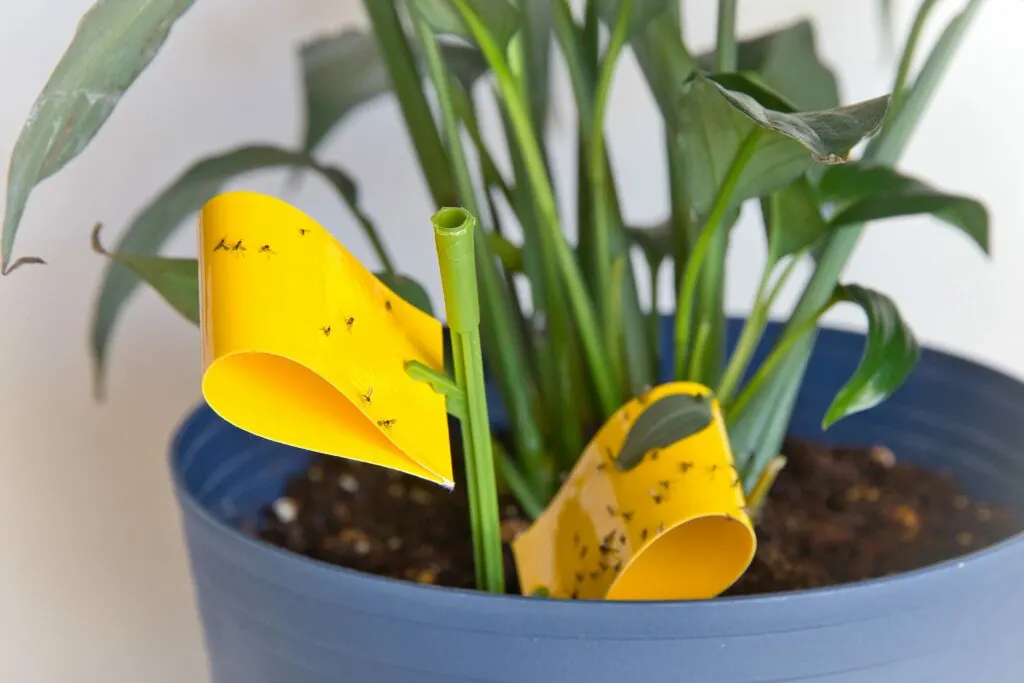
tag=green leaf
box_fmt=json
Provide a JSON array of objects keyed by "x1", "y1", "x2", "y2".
[
  {"x1": 300, "y1": 31, "x2": 390, "y2": 152},
  {"x1": 2, "y1": 0, "x2": 196, "y2": 274},
  {"x1": 698, "y1": 21, "x2": 840, "y2": 111},
  {"x1": 91, "y1": 223, "x2": 199, "y2": 324},
  {"x1": 676, "y1": 75, "x2": 890, "y2": 216},
  {"x1": 822, "y1": 284, "x2": 920, "y2": 428},
  {"x1": 300, "y1": 29, "x2": 488, "y2": 153},
  {"x1": 762, "y1": 176, "x2": 827, "y2": 265},
  {"x1": 89, "y1": 145, "x2": 385, "y2": 393},
  {"x1": 819, "y1": 164, "x2": 989, "y2": 254},
  {"x1": 615, "y1": 392, "x2": 715, "y2": 471},
  {"x1": 375, "y1": 271, "x2": 435, "y2": 316},
  {"x1": 411, "y1": 0, "x2": 521, "y2": 46}
]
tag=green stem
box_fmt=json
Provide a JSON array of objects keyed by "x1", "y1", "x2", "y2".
[
  {"x1": 362, "y1": 0, "x2": 455, "y2": 206},
  {"x1": 675, "y1": 128, "x2": 761, "y2": 379},
  {"x1": 715, "y1": 0, "x2": 739, "y2": 71},
  {"x1": 453, "y1": 0, "x2": 620, "y2": 416},
  {"x1": 494, "y1": 441, "x2": 545, "y2": 519},
  {"x1": 727, "y1": 300, "x2": 833, "y2": 425},
  {"x1": 413, "y1": 8, "x2": 549, "y2": 499},
  {"x1": 590, "y1": 0, "x2": 632, "y2": 323},
  {"x1": 890, "y1": 0, "x2": 940, "y2": 114},
  {"x1": 648, "y1": 258, "x2": 663, "y2": 365},
  {"x1": 432, "y1": 207, "x2": 504, "y2": 594},
  {"x1": 718, "y1": 258, "x2": 776, "y2": 404}
]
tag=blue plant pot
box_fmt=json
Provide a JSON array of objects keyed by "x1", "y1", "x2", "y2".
[{"x1": 171, "y1": 319, "x2": 1024, "y2": 682}]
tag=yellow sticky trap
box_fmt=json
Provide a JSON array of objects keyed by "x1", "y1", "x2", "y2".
[
  {"x1": 512, "y1": 382, "x2": 756, "y2": 600},
  {"x1": 197, "y1": 190, "x2": 453, "y2": 487}
]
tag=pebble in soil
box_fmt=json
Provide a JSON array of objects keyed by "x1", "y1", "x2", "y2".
[{"x1": 250, "y1": 434, "x2": 1021, "y2": 596}]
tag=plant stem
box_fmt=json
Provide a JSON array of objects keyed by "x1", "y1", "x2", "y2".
[
  {"x1": 590, "y1": 0, "x2": 632, "y2": 327},
  {"x1": 453, "y1": 0, "x2": 620, "y2": 416},
  {"x1": 675, "y1": 128, "x2": 761, "y2": 380},
  {"x1": 889, "y1": 0, "x2": 940, "y2": 114},
  {"x1": 362, "y1": 0, "x2": 455, "y2": 206},
  {"x1": 432, "y1": 207, "x2": 505, "y2": 594},
  {"x1": 411, "y1": 6, "x2": 549, "y2": 498},
  {"x1": 717, "y1": 260, "x2": 774, "y2": 403},
  {"x1": 726, "y1": 299, "x2": 833, "y2": 425},
  {"x1": 715, "y1": 0, "x2": 738, "y2": 71},
  {"x1": 494, "y1": 440, "x2": 545, "y2": 519}
]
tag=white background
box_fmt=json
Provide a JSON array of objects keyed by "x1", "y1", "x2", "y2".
[{"x1": 1, "y1": 1, "x2": 1021, "y2": 681}]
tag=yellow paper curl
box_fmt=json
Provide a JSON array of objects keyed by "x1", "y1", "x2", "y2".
[
  {"x1": 512, "y1": 382, "x2": 756, "y2": 600},
  {"x1": 197, "y1": 190, "x2": 453, "y2": 487}
]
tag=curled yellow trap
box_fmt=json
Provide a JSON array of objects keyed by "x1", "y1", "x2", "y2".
[
  {"x1": 197, "y1": 190, "x2": 453, "y2": 487},
  {"x1": 512, "y1": 382, "x2": 756, "y2": 601}
]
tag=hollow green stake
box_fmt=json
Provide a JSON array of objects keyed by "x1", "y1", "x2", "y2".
[{"x1": 427, "y1": 206, "x2": 505, "y2": 594}]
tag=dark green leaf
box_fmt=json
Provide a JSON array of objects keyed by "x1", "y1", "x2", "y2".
[
  {"x1": 615, "y1": 392, "x2": 715, "y2": 471},
  {"x1": 300, "y1": 31, "x2": 390, "y2": 152},
  {"x1": 698, "y1": 21, "x2": 840, "y2": 111},
  {"x1": 819, "y1": 164, "x2": 989, "y2": 254},
  {"x1": 707, "y1": 72, "x2": 797, "y2": 113},
  {"x1": 823, "y1": 284, "x2": 920, "y2": 428},
  {"x1": 89, "y1": 145, "x2": 385, "y2": 392},
  {"x1": 675, "y1": 76, "x2": 890, "y2": 216},
  {"x1": 626, "y1": 221, "x2": 671, "y2": 268},
  {"x1": 299, "y1": 29, "x2": 488, "y2": 153},
  {"x1": 762, "y1": 176, "x2": 827, "y2": 265},
  {"x1": 375, "y1": 272, "x2": 434, "y2": 316},
  {"x1": 2, "y1": 0, "x2": 196, "y2": 274},
  {"x1": 411, "y1": 0, "x2": 521, "y2": 46},
  {"x1": 710, "y1": 78, "x2": 890, "y2": 163},
  {"x1": 91, "y1": 224, "x2": 198, "y2": 325}
]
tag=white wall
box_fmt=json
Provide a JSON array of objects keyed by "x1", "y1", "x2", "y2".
[{"x1": 0, "y1": 1, "x2": 1020, "y2": 681}]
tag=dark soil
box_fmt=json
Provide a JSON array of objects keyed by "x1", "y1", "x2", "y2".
[{"x1": 249, "y1": 428, "x2": 1021, "y2": 596}]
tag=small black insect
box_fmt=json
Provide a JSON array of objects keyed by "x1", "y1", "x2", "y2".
[
  {"x1": 359, "y1": 387, "x2": 373, "y2": 406},
  {"x1": 659, "y1": 480, "x2": 672, "y2": 491},
  {"x1": 612, "y1": 561, "x2": 622, "y2": 574},
  {"x1": 579, "y1": 545, "x2": 588, "y2": 560},
  {"x1": 213, "y1": 237, "x2": 229, "y2": 252},
  {"x1": 596, "y1": 461, "x2": 607, "y2": 472},
  {"x1": 724, "y1": 513, "x2": 736, "y2": 523},
  {"x1": 231, "y1": 239, "x2": 246, "y2": 254},
  {"x1": 575, "y1": 571, "x2": 585, "y2": 585},
  {"x1": 589, "y1": 570, "x2": 601, "y2": 581},
  {"x1": 572, "y1": 532, "x2": 580, "y2": 547},
  {"x1": 680, "y1": 461, "x2": 694, "y2": 473},
  {"x1": 320, "y1": 325, "x2": 332, "y2": 337},
  {"x1": 298, "y1": 228, "x2": 310, "y2": 236},
  {"x1": 709, "y1": 464, "x2": 719, "y2": 473},
  {"x1": 640, "y1": 528, "x2": 649, "y2": 542},
  {"x1": 258, "y1": 244, "x2": 276, "y2": 255},
  {"x1": 621, "y1": 511, "x2": 634, "y2": 523},
  {"x1": 651, "y1": 490, "x2": 664, "y2": 505},
  {"x1": 602, "y1": 529, "x2": 617, "y2": 546},
  {"x1": 345, "y1": 316, "x2": 355, "y2": 332},
  {"x1": 606, "y1": 505, "x2": 617, "y2": 517},
  {"x1": 649, "y1": 449, "x2": 660, "y2": 461},
  {"x1": 385, "y1": 299, "x2": 393, "y2": 312},
  {"x1": 598, "y1": 543, "x2": 616, "y2": 557},
  {"x1": 377, "y1": 418, "x2": 397, "y2": 433},
  {"x1": 598, "y1": 560, "x2": 609, "y2": 573},
  {"x1": 570, "y1": 589, "x2": 579, "y2": 600},
  {"x1": 618, "y1": 532, "x2": 627, "y2": 546}
]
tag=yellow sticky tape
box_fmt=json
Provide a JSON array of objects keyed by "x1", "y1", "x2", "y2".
[
  {"x1": 197, "y1": 190, "x2": 453, "y2": 487},
  {"x1": 512, "y1": 382, "x2": 756, "y2": 600}
]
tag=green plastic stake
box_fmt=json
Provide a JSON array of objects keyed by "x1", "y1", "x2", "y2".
[{"x1": 428, "y1": 206, "x2": 505, "y2": 594}]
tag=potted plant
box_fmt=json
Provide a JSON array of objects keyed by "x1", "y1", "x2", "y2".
[{"x1": 4, "y1": 0, "x2": 1021, "y2": 681}]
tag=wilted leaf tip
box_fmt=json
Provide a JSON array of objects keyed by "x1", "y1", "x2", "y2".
[{"x1": 1, "y1": 255, "x2": 47, "y2": 276}]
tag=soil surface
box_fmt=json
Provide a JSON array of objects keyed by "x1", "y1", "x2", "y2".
[{"x1": 249, "y1": 429, "x2": 1021, "y2": 596}]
